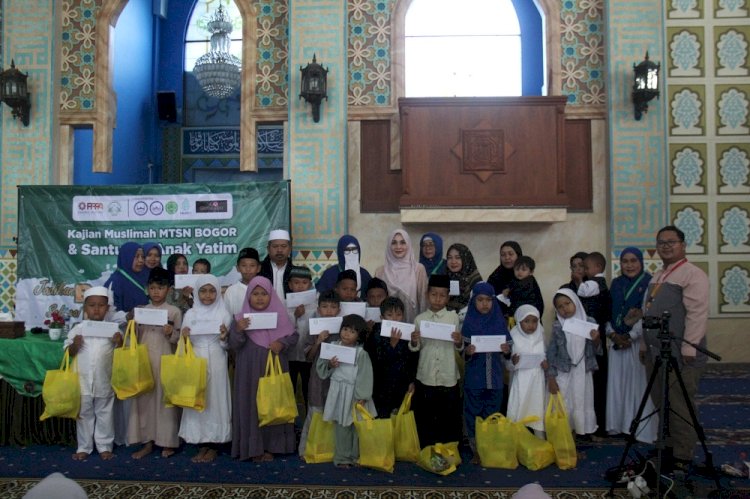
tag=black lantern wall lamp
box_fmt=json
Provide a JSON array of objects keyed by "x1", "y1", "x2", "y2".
[
  {"x1": 632, "y1": 51, "x2": 660, "y2": 121},
  {"x1": 299, "y1": 54, "x2": 328, "y2": 123},
  {"x1": 0, "y1": 60, "x2": 30, "y2": 126}
]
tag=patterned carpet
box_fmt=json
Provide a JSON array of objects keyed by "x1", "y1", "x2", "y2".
[{"x1": 1, "y1": 364, "x2": 748, "y2": 498}]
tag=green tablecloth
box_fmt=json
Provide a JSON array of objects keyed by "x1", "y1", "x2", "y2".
[
  {"x1": 0, "y1": 333, "x2": 75, "y2": 446},
  {"x1": 0, "y1": 332, "x2": 65, "y2": 397}
]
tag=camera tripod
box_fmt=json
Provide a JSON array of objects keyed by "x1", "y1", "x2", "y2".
[{"x1": 607, "y1": 311, "x2": 723, "y2": 498}]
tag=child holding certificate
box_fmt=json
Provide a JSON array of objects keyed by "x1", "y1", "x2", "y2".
[
  {"x1": 230, "y1": 276, "x2": 298, "y2": 462},
  {"x1": 507, "y1": 305, "x2": 547, "y2": 437},
  {"x1": 461, "y1": 282, "x2": 510, "y2": 464},
  {"x1": 546, "y1": 288, "x2": 601, "y2": 438},
  {"x1": 128, "y1": 267, "x2": 182, "y2": 459},
  {"x1": 409, "y1": 274, "x2": 462, "y2": 447},
  {"x1": 178, "y1": 274, "x2": 232, "y2": 463},
  {"x1": 65, "y1": 286, "x2": 123, "y2": 461},
  {"x1": 316, "y1": 315, "x2": 375, "y2": 468}
]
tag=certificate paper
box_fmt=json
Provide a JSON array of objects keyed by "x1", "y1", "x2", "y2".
[
  {"x1": 471, "y1": 335, "x2": 506, "y2": 353},
  {"x1": 309, "y1": 317, "x2": 343, "y2": 336},
  {"x1": 244, "y1": 313, "x2": 278, "y2": 330},
  {"x1": 380, "y1": 320, "x2": 415, "y2": 338},
  {"x1": 189, "y1": 318, "x2": 222, "y2": 336},
  {"x1": 340, "y1": 302, "x2": 367, "y2": 318},
  {"x1": 516, "y1": 353, "x2": 545, "y2": 370},
  {"x1": 319, "y1": 342, "x2": 356, "y2": 364},
  {"x1": 80, "y1": 320, "x2": 119, "y2": 338},
  {"x1": 135, "y1": 307, "x2": 168, "y2": 326},
  {"x1": 419, "y1": 320, "x2": 455, "y2": 342},
  {"x1": 449, "y1": 280, "x2": 460, "y2": 296},
  {"x1": 562, "y1": 317, "x2": 599, "y2": 339},
  {"x1": 285, "y1": 289, "x2": 317, "y2": 308},
  {"x1": 365, "y1": 307, "x2": 381, "y2": 322},
  {"x1": 174, "y1": 274, "x2": 198, "y2": 290}
]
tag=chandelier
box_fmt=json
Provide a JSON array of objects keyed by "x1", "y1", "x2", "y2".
[{"x1": 193, "y1": 4, "x2": 241, "y2": 99}]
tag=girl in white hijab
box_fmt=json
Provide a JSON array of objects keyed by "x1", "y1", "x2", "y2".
[
  {"x1": 507, "y1": 305, "x2": 547, "y2": 435},
  {"x1": 374, "y1": 229, "x2": 428, "y2": 322}
]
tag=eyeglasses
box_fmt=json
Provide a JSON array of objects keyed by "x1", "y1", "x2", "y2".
[
  {"x1": 656, "y1": 240, "x2": 682, "y2": 248},
  {"x1": 343, "y1": 247, "x2": 359, "y2": 255}
]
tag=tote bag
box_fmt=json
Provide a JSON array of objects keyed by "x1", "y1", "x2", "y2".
[
  {"x1": 475, "y1": 413, "x2": 518, "y2": 469},
  {"x1": 391, "y1": 391, "x2": 420, "y2": 462},
  {"x1": 40, "y1": 350, "x2": 80, "y2": 421},
  {"x1": 256, "y1": 351, "x2": 298, "y2": 427},
  {"x1": 303, "y1": 411, "x2": 335, "y2": 463},
  {"x1": 545, "y1": 393, "x2": 577, "y2": 469},
  {"x1": 111, "y1": 320, "x2": 154, "y2": 400},
  {"x1": 353, "y1": 404, "x2": 394, "y2": 473},
  {"x1": 161, "y1": 335, "x2": 207, "y2": 411}
]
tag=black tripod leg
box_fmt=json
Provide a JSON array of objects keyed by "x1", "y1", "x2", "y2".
[
  {"x1": 607, "y1": 356, "x2": 663, "y2": 498},
  {"x1": 668, "y1": 357, "x2": 722, "y2": 491}
]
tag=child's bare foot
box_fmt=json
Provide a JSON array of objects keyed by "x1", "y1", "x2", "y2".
[
  {"x1": 202, "y1": 448, "x2": 218, "y2": 463},
  {"x1": 191, "y1": 447, "x2": 209, "y2": 463},
  {"x1": 336, "y1": 463, "x2": 352, "y2": 469},
  {"x1": 71, "y1": 452, "x2": 89, "y2": 461},
  {"x1": 471, "y1": 453, "x2": 481, "y2": 465},
  {"x1": 161, "y1": 447, "x2": 175, "y2": 458},
  {"x1": 261, "y1": 452, "x2": 273, "y2": 462},
  {"x1": 132, "y1": 441, "x2": 153, "y2": 459},
  {"x1": 251, "y1": 455, "x2": 264, "y2": 463},
  {"x1": 100, "y1": 451, "x2": 114, "y2": 461}
]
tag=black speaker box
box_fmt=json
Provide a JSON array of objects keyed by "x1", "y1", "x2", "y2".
[{"x1": 157, "y1": 91, "x2": 177, "y2": 123}]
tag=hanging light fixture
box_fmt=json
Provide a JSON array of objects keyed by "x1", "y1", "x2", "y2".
[
  {"x1": 632, "y1": 51, "x2": 660, "y2": 120},
  {"x1": 0, "y1": 59, "x2": 31, "y2": 126},
  {"x1": 193, "y1": 4, "x2": 241, "y2": 99},
  {"x1": 299, "y1": 54, "x2": 328, "y2": 123}
]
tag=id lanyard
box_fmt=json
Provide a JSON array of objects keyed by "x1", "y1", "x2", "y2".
[{"x1": 644, "y1": 258, "x2": 687, "y2": 311}]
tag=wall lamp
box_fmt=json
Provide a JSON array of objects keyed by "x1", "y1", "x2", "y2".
[
  {"x1": 0, "y1": 60, "x2": 30, "y2": 126},
  {"x1": 632, "y1": 51, "x2": 660, "y2": 121},
  {"x1": 299, "y1": 54, "x2": 328, "y2": 123}
]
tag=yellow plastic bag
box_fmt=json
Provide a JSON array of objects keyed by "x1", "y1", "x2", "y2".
[
  {"x1": 545, "y1": 393, "x2": 577, "y2": 469},
  {"x1": 476, "y1": 413, "x2": 518, "y2": 469},
  {"x1": 256, "y1": 351, "x2": 298, "y2": 427},
  {"x1": 161, "y1": 335, "x2": 207, "y2": 411},
  {"x1": 514, "y1": 418, "x2": 555, "y2": 470},
  {"x1": 303, "y1": 411, "x2": 335, "y2": 463},
  {"x1": 111, "y1": 320, "x2": 154, "y2": 400},
  {"x1": 40, "y1": 350, "x2": 80, "y2": 421},
  {"x1": 353, "y1": 404, "x2": 394, "y2": 473},
  {"x1": 417, "y1": 441, "x2": 462, "y2": 475},
  {"x1": 391, "y1": 391, "x2": 420, "y2": 462}
]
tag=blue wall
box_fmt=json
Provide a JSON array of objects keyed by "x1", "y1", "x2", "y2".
[
  {"x1": 74, "y1": 0, "x2": 157, "y2": 184},
  {"x1": 513, "y1": 0, "x2": 544, "y2": 96}
]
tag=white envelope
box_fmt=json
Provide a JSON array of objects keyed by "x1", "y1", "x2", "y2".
[
  {"x1": 419, "y1": 320, "x2": 455, "y2": 342},
  {"x1": 562, "y1": 317, "x2": 600, "y2": 339},
  {"x1": 80, "y1": 320, "x2": 120, "y2": 338},
  {"x1": 244, "y1": 312, "x2": 278, "y2": 330},
  {"x1": 309, "y1": 316, "x2": 343, "y2": 336},
  {"x1": 174, "y1": 274, "x2": 198, "y2": 290},
  {"x1": 340, "y1": 302, "x2": 367, "y2": 318},
  {"x1": 365, "y1": 307, "x2": 381, "y2": 322},
  {"x1": 285, "y1": 289, "x2": 317, "y2": 308},
  {"x1": 189, "y1": 318, "x2": 222, "y2": 336},
  {"x1": 449, "y1": 280, "x2": 460, "y2": 296},
  {"x1": 471, "y1": 335, "x2": 506, "y2": 353},
  {"x1": 319, "y1": 342, "x2": 356, "y2": 364},
  {"x1": 497, "y1": 294, "x2": 511, "y2": 307},
  {"x1": 135, "y1": 307, "x2": 168, "y2": 326},
  {"x1": 516, "y1": 353, "x2": 545, "y2": 370},
  {"x1": 380, "y1": 320, "x2": 415, "y2": 338}
]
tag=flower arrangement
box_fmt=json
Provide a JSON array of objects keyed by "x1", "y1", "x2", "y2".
[{"x1": 44, "y1": 310, "x2": 66, "y2": 329}]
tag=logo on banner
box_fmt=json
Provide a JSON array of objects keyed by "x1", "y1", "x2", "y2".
[
  {"x1": 150, "y1": 201, "x2": 164, "y2": 216},
  {"x1": 133, "y1": 201, "x2": 148, "y2": 216}
]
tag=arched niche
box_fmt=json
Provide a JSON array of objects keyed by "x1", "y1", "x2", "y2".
[{"x1": 59, "y1": 0, "x2": 259, "y2": 175}]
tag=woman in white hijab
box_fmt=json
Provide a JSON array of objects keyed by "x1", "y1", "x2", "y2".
[
  {"x1": 507, "y1": 305, "x2": 547, "y2": 436},
  {"x1": 374, "y1": 229, "x2": 428, "y2": 322}
]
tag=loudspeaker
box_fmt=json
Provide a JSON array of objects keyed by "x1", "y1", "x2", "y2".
[{"x1": 156, "y1": 91, "x2": 177, "y2": 123}]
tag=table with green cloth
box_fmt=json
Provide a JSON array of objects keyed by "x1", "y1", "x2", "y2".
[{"x1": 0, "y1": 332, "x2": 75, "y2": 445}]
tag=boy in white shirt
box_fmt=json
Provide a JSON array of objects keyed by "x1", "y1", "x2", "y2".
[
  {"x1": 224, "y1": 247, "x2": 261, "y2": 316},
  {"x1": 64, "y1": 286, "x2": 123, "y2": 460}
]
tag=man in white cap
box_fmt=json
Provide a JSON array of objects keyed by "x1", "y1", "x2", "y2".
[
  {"x1": 260, "y1": 228, "x2": 293, "y2": 299},
  {"x1": 63, "y1": 286, "x2": 123, "y2": 461}
]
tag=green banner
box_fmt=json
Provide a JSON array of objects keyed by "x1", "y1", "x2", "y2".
[{"x1": 16, "y1": 181, "x2": 290, "y2": 326}]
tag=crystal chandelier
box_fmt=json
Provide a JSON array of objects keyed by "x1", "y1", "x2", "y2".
[{"x1": 193, "y1": 4, "x2": 241, "y2": 99}]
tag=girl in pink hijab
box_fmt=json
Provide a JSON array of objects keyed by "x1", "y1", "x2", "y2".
[
  {"x1": 374, "y1": 229, "x2": 428, "y2": 322},
  {"x1": 229, "y1": 276, "x2": 298, "y2": 462}
]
